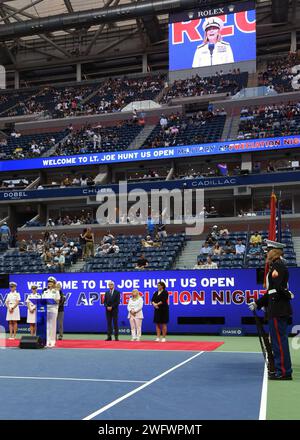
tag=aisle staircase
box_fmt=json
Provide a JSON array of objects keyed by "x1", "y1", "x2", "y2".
[{"x1": 174, "y1": 240, "x2": 204, "y2": 269}]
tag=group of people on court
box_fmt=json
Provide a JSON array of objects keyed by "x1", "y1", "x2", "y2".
[
  {"x1": 5, "y1": 240, "x2": 293, "y2": 381},
  {"x1": 5, "y1": 278, "x2": 170, "y2": 346},
  {"x1": 104, "y1": 280, "x2": 169, "y2": 342},
  {"x1": 5, "y1": 276, "x2": 65, "y2": 347}
]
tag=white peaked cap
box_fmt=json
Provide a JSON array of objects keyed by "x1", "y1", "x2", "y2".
[{"x1": 203, "y1": 16, "x2": 224, "y2": 32}]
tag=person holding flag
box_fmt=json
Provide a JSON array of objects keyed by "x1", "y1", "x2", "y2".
[{"x1": 248, "y1": 191, "x2": 293, "y2": 380}]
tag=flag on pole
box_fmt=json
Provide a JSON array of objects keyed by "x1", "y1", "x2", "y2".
[
  {"x1": 263, "y1": 191, "x2": 277, "y2": 287},
  {"x1": 277, "y1": 195, "x2": 282, "y2": 243}
]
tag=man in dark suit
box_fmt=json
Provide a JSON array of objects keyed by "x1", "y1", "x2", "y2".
[{"x1": 104, "y1": 281, "x2": 120, "y2": 341}]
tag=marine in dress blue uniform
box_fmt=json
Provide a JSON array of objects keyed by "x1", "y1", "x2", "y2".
[{"x1": 249, "y1": 240, "x2": 293, "y2": 380}]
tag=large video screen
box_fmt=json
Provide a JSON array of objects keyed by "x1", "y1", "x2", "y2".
[{"x1": 169, "y1": 1, "x2": 256, "y2": 71}]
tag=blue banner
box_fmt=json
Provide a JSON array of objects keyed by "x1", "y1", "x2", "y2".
[
  {"x1": 0, "y1": 135, "x2": 299, "y2": 173},
  {"x1": 1, "y1": 170, "x2": 300, "y2": 201},
  {"x1": 0, "y1": 269, "x2": 298, "y2": 334}
]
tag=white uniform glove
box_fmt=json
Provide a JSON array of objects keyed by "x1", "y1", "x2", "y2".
[{"x1": 248, "y1": 301, "x2": 257, "y2": 312}]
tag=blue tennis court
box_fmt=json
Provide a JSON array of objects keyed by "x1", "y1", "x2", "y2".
[{"x1": 0, "y1": 348, "x2": 265, "y2": 420}]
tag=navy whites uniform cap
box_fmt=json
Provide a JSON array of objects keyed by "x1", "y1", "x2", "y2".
[
  {"x1": 264, "y1": 239, "x2": 285, "y2": 250},
  {"x1": 203, "y1": 16, "x2": 224, "y2": 32},
  {"x1": 48, "y1": 276, "x2": 57, "y2": 283}
]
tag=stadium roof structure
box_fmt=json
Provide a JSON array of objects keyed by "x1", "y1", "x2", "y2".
[{"x1": 0, "y1": 0, "x2": 298, "y2": 87}]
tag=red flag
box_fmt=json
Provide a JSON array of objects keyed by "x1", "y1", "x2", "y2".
[
  {"x1": 268, "y1": 192, "x2": 277, "y2": 241},
  {"x1": 263, "y1": 192, "x2": 277, "y2": 287}
]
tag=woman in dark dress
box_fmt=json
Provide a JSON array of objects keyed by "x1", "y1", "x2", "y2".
[{"x1": 151, "y1": 281, "x2": 169, "y2": 342}]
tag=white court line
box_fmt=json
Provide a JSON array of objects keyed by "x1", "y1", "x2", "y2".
[
  {"x1": 259, "y1": 363, "x2": 268, "y2": 420},
  {"x1": 83, "y1": 351, "x2": 205, "y2": 421},
  {"x1": 0, "y1": 376, "x2": 146, "y2": 384},
  {"x1": 210, "y1": 351, "x2": 261, "y2": 354}
]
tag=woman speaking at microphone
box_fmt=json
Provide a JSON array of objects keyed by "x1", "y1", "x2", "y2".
[
  {"x1": 192, "y1": 16, "x2": 234, "y2": 68},
  {"x1": 42, "y1": 276, "x2": 60, "y2": 348}
]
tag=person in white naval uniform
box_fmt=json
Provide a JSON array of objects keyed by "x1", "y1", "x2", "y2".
[
  {"x1": 127, "y1": 289, "x2": 144, "y2": 341},
  {"x1": 5, "y1": 281, "x2": 20, "y2": 339},
  {"x1": 42, "y1": 276, "x2": 60, "y2": 348},
  {"x1": 192, "y1": 16, "x2": 234, "y2": 68},
  {"x1": 26, "y1": 284, "x2": 40, "y2": 336}
]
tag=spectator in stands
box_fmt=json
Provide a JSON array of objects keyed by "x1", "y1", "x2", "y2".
[
  {"x1": 97, "y1": 242, "x2": 111, "y2": 255},
  {"x1": 102, "y1": 231, "x2": 115, "y2": 244},
  {"x1": 107, "y1": 240, "x2": 119, "y2": 254},
  {"x1": 36, "y1": 239, "x2": 44, "y2": 254},
  {"x1": 80, "y1": 175, "x2": 88, "y2": 186},
  {"x1": 72, "y1": 176, "x2": 80, "y2": 186},
  {"x1": 19, "y1": 239, "x2": 27, "y2": 252},
  {"x1": 207, "y1": 206, "x2": 218, "y2": 217},
  {"x1": 193, "y1": 260, "x2": 204, "y2": 269},
  {"x1": 49, "y1": 231, "x2": 58, "y2": 243},
  {"x1": 142, "y1": 235, "x2": 154, "y2": 248},
  {"x1": 69, "y1": 242, "x2": 79, "y2": 263},
  {"x1": 248, "y1": 243, "x2": 262, "y2": 256},
  {"x1": 223, "y1": 240, "x2": 235, "y2": 254},
  {"x1": 206, "y1": 237, "x2": 215, "y2": 248},
  {"x1": 47, "y1": 218, "x2": 55, "y2": 227},
  {"x1": 0, "y1": 222, "x2": 11, "y2": 245},
  {"x1": 267, "y1": 161, "x2": 276, "y2": 172},
  {"x1": 220, "y1": 228, "x2": 229, "y2": 237},
  {"x1": 212, "y1": 243, "x2": 223, "y2": 255},
  {"x1": 235, "y1": 239, "x2": 246, "y2": 254},
  {"x1": 86, "y1": 212, "x2": 94, "y2": 224},
  {"x1": 93, "y1": 131, "x2": 102, "y2": 149},
  {"x1": 160, "y1": 114, "x2": 168, "y2": 129},
  {"x1": 156, "y1": 221, "x2": 167, "y2": 239},
  {"x1": 200, "y1": 242, "x2": 212, "y2": 255},
  {"x1": 43, "y1": 231, "x2": 50, "y2": 243},
  {"x1": 210, "y1": 225, "x2": 220, "y2": 240},
  {"x1": 253, "y1": 162, "x2": 261, "y2": 173},
  {"x1": 204, "y1": 256, "x2": 218, "y2": 269},
  {"x1": 250, "y1": 231, "x2": 262, "y2": 245},
  {"x1": 55, "y1": 250, "x2": 65, "y2": 272},
  {"x1": 83, "y1": 228, "x2": 94, "y2": 258},
  {"x1": 135, "y1": 254, "x2": 149, "y2": 270},
  {"x1": 79, "y1": 228, "x2": 87, "y2": 259},
  {"x1": 43, "y1": 248, "x2": 53, "y2": 268}
]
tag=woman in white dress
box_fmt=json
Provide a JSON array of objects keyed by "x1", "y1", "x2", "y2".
[
  {"x1": 26, "y1": 285, "x2": 39, "y2": 336},
  {"x1": 42, "y1": 276, "x2": 60, "y2": 348},
  {"x1": 127, "y1": 289, "x2": 144, "y2": 341},
  {"x1": 5, "y1": 281, "x2": 20, "y2": 339}
]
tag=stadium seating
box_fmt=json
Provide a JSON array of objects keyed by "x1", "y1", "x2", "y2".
[
  {"x1": 0, "y1": 75, "x2": 165, "y2": 120},
  {"x1": 0, "y1": 130, "x2": 66, "y2": 160},
  {"x1": 197, "y1": 230, "x2": 296, "y2": 269},
  {"x1": 54, "y1": 121, "x2": 143, "y2": 156},
  {"x1": 83, "y1": 233, "x2": 186, "y2": 272},
  {"x1": 0, "y1": 250, "x2": 47, "y2": 274},
  {"x1": 87, "y1": 75, "x2": 165, "y2": 113},
  {"x1": 238, "y1": 103, "x2": 300, "y2": 140},
  {"x1": 161, "y1": 71, "x2": 248, "y2": 103},
  {"x1": 258, "y1": 54, "x2": 300, "y2": 93},
  {"x1": 142, "y1": 113, "x2": 226, "y2": 148}
]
